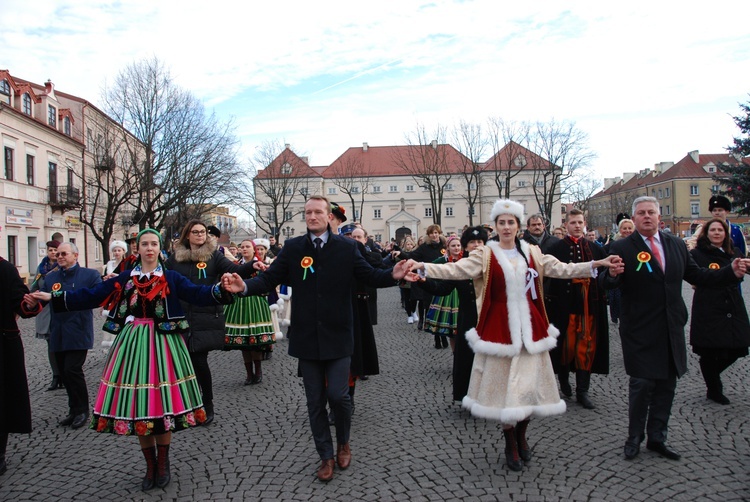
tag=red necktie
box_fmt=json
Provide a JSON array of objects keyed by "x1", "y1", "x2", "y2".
[{"x1": 647, "y1": 235, "x2": 663, "y2": 270}]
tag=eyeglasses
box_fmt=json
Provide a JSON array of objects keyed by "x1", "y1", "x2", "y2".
[
  {"x1": 57, "y1": 251, "x2": 73, "y2": 257},
  {"x1": 191, "y1": 230, "x2": 207, "y2": 235}
]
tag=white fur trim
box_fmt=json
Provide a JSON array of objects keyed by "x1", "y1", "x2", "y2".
[
  {"x1": 275, "y1": 331, "x2": 284, "y2": 340},
  {"x1": 280, "y1": 319, "x2": 291, "y2": 327},
  {"x1": 279, "y1": 293, "x2": 291, "y2": 300},
  {"x1": 253, "y1": 238, "x2": 270, "y2": 249},
  {"x1": 269, "y1": 304, "x2": 279, "y2": 312},
  {"x1": 466, "y1": 328, "x2": 520, "y2": 357},
  {"x1": 462, "y1": 395, "x2": 566, "y2": 425},
  {"x1": 490, "y1": 199, "x2": 524, "y2": 223},
  {"x1": 276, "y1": 298, "x2": 285, "y2": 308}
]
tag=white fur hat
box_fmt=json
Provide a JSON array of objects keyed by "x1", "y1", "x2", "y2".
[
  {"x1": 490, "y1": 199, "x2": 524, "y2": 222},
  {"x1": 109, "y1": 240, "x2": 128, "y2": 254},
  {"x1": 253, "y1": 238, "x2": 270, "y2": 249}
]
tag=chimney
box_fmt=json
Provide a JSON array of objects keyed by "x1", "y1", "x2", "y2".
[
  {"x1": 362, "y1": 142, "x2": 368, "y2": 152},
  {"x1": 653, "y1": 161, "x2": 674, "y2": 174},
  {"x1": 688, "y1": 150, "x2": 699, "y2": 163},
  {"x1": 300, "y1": 156, "x2": 309, "y2": 165},
  {"x1": 44, "y1": 79, "x2": 55, "y2": 98},
  {"x1": 430, "y1": 140, "x2": 437, "y2": 149},
  {"x1": 284, "y1": 143, "x2": 291, "y2": 150}
]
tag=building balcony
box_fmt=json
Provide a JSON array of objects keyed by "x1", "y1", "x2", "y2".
[{"x1": 49, "y1": 186, "x2": 81, "y2": 211}]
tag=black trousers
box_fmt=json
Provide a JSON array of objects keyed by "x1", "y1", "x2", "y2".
[
  {"x1": 299, "y1": 357, "x2": 352, "y2": 461},
  {"x1": 627, "y1": 374, "x2": 677, "y2": 443},
  {"x1": 190, "y1": 351, "x2": 214, "y2": 406},
  {"x1": 55, "y1": 350, "x2": 89, "y2": 415}
]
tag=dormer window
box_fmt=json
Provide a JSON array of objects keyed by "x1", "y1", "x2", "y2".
[
  {"x1": 48, "y1": 105, "x2": 56, "y2": 127},
  {"x1": 0, "y1": 80, "x2": 10, "y2": 105},
  {"x1": 63, "y1": 117, "x2": 71, "y2": 136},
  {"x1": 22, "y1": 93, "x2": 32, "y2": 115}
]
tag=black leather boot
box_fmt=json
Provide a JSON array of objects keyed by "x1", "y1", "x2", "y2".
[
  {"x1": 502, "y1": 427, "x2": 523, "y2": 471},
  {"x1": 141, "y1": 446, "x2": 157, "y2": 491},
  {"x1": 156, "y1": 444, "x2": 171, "y2": 489},
  {"x1": 558, "y1": 370, "x2": 572, "y2": 397},
  {"x1": 576, "y1": 371, "x2": 595, "y2": 409},
  {"x1": 515, "y1": 420, "x2": 531, "y2": 461},
  {"x1": 46, "y1": 376, "x2": 61, "y2": 391}
]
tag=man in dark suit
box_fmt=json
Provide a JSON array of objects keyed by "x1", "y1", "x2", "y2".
[
  {"x1": 226, "y1": 196, "x2": 410, "y2": 482},
  {"x1": 41, "y1": 242, "x2": 102, "y2": 429},
  {"x1": 604, "y1": 196, "x2": 748, "y2": 461},
  {"x1": 521, "y1": 213, "x2": 560, "y2": 253}
]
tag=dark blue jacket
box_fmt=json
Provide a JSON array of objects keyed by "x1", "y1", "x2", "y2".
[
  {"x1": 242, "y1": 230, "x2": 396, "y2": 360},
  {"x1": 42, "y1": 264, "x2": 102, "y2": 352}
]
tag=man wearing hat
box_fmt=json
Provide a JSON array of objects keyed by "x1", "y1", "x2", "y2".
[{"x1": 709, "y1": 195, "x2": 746, "y2": 256}]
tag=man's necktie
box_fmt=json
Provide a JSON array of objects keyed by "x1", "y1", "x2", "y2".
[
  {"x1": 314, "y1": 237, "x2": 322, "y2": 252},
  {"x1": 647, "y1": 235, "x2": 663, "y2": 270}
]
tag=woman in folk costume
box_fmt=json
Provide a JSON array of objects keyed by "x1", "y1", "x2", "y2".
[
  {"x1": 29, "y1": 229, "x2": 237, "y2": 491},
  {"x1": 253, "y1": 238, "x2": 285, "y2": 340},
  {"x1": 423, "y1": 236, "x2": 463, "y2": 350},
  {"x1": 407, "y1": 200, "x2": 622, "y2": 472},
  {"x1": 224, "y1": 239, "x2": 277, "y2": 385}
]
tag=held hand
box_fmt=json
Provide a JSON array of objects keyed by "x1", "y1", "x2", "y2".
[
  {"x1": 391, "y1": 260, "x2": 410, "y2": 280},
  {"x1": 731, "y1": 258, "x2": 749, "y2": 278},
  {"x1": 23, "y1": 293, "x2": 39, "y2": 309},
  {"x1": 598, "y1": 255, "x2": 625, "y2": 276},
  {"x1": 30, "y1": 291, "x2": 52, "y2": 302},
  {"x1": 404, "y1": 259, "x2": 424, "y2": 272},
  {"x1": 221, "y1": 273, "x2": 246, "y2": 293},
  {"x1": 103, "y1": 273, "x2": 118, "y2": 280},
  {"x1": 402, "y1": 271, "x2": 422, "y2": 283},
  {"x1": 253, "y1": 260, "x2": 268, "y2": 271}
]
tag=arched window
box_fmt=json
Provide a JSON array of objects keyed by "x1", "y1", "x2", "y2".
[{"x1": 0, "y1": 79, "x2": 10, "y2": 95}]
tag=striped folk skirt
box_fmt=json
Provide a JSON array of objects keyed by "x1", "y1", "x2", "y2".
[
  {"x1": 224, "y1": 295, "x2": 276, "y2": 352},
  {"x1": 424, "y1": 289, "x2": 460, "y2": 337},
  {"x1": 90, "y1": 318, "x2": 206, "y2": 435}
]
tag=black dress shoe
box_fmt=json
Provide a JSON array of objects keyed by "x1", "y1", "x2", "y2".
[
  {"x1": 252, "y1": 374, "x2": 262, "y2": 384},
  {"x1": 576, "y1": 392, "x2": 596, "y2": 409},
  {"x1": 707, "y1": 392, "x2": 730, "y2": 405},
  {"x1": 58, "y1": 414, "x2": 75, "y2": 426},
  {"x1": 71, "y1": 413, "x2": 89, "y2": 429},
  {"x1": 623, "y1": 438, "x2": 640, "y2": 460},
  {"x1": 646, "y1": 441, "x2": 681, "y2": 460}
]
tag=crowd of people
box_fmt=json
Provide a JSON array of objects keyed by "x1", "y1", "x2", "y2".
[{"x1": 1, "y1": 193, "x2": 749, "y2": 488}]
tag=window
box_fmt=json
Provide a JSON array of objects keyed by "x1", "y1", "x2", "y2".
[
  {"x1": 373, "y1": 186, "x2": 381, "y2": 193},
  {"x1": 469, "y1": 182, "x2": 477, "y2": 190},
  {"x1": 327, "y1": 187, "x2": 337, "y2": 195},
  {"x1": 67, "y1": 168, "x2": 74, "y2": 187},
  {"x1": 425, "y1": 207, "x2": 433, "y2": 217},
  {"x1": 691, "y1": 202, "x2": 700, "y2": 215},
  {"x1": 658, "y1": 189, "x2": 663, "y2": 199},
  {"x1": 26, "y1": 154, "x2": 34, "y2": 185},
  {"x1": 535, "y1": 180, "x2": 544, "y2": 187},
  {"x1": 651, "y1": 189, "x2": 656, "y2": 196},
  {"x1": 4, "y1": 147, "x2": 13, "y2": 180},
  {"x1": 284, "y1": 211, "x2": 293, "y2": 220},
  {"x1": 299, "y1": 187, "x2": 309, "y2": 196},
  {"x1": 708, "y1": 165, "x2": 715, "y2": 173},
  {"x1": 0, "y1": 80, "x2": 9, "y2": 104},
  {"x1": 6, "y1": 236, "x2": 17, "y2": 265},
  {"x1": 48, "y1": 105, "x2": 56, "y2": 127},
  {"x1": 712, "y1": 184, "x2": 720, "y2": 193},
  {"x1": 285, "y1": 187, "x2": 293, "y2": 195},
  {"x1": 405, "y1": 185, "x2": 414, "y2": 192},
  {"x1": 48, "y1": 161, "x2": 57, "y2": 189},
  {"x1": 354, "y1": 209, "x2": 360, "y2": 220},
  {"x1": 267, "y1": 211, "x2": 275, "y2": 221},
  {"x1": 351, "y1": 186, "x2": 360, "y2": 194},
  {"x1": 280, "y1": 163, "x2": 292, "y2": 174},
  {"x1": 373, "y1": 209, "x2": 382, "y2": 219},
  {"x1": 63, "y1": 117, "x2": 71, "y2": 136},
  {"x1": 421, "y1": 185, "x2": 429, "y2": 191},
  {"x1": 22, "y1": 93, "x2": 32, "y2": 115},
  {"x1": 665, "y1": 187, "x2": 671, "y2": 197},
  {"x1": 389, "y1": 185, "x2": 398, "y2": 193},
  {"x1": 690, "y1": 185, "x2": 699, "y2": 196},
  {"x1": 374, "y1": 234, "x2": 382, "y2": 243},
  {"x1": 517, "y1": 180, "x2": 526, "y2": 188},
  {"x1": 445, "y1": 183, "x2": 454, "y2": 191},
  {"x1": 468, "y1": 207, "x2": 475, "y2": 216},
  {"x1": 445, "y1": 207, "x2": 453, "y2": 217},
  {"x1": 500, "y1": 180, "x2": 507, "y2": 188},
  {"x1": 665, "y1": 205, "x2": 671, "y2": 215}
]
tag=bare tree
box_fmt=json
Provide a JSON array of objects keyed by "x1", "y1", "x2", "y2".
[
  {"x1": 391, "y1": 123, "x2": 453, "y2": 226},
  {"x1": 102, "y1": 57, "x2": 240, "y2": 232},
  {"x1": 486, "y1": 118, "x2": 531, "y2": 199},
  {"x1": 529, "y1": 119, "x2": 596, "y2": 224},
  {"x1": 76, "y1": 112, "x2": 142, "y2": 262},
  {"x1": 328, "y1": 152, "x2": 374, "y2": 222},
  {"x1": 562, "y1": 168, "x2": 602, "y2": 214},
  {"x1": 237, "y1": 141, "x2": 312, "y2": 239},
  {"x1": 452, "y1": 120, "x2": 487, "y2": 226}
]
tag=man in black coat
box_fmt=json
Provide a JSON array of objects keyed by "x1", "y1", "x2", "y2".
[
  {"x1": 230, "y1": 196, "x2": 410, "y2": 482},
  {"x1": 604, "y1": 196, "x2": 748, "y2": 461},
  {"x1": 521, "y1": 213, "x2": 560, "y2": 253},
  {"x1": 546, "y1": 209, "x2": 608, "y2": 409}
]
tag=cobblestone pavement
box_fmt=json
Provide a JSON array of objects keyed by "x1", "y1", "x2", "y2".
[{"x1": 1, "y1": 285, "x2": 749, "y2": 501}]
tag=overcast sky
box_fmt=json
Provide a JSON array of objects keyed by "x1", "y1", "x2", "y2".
[{"x1": 3, "y1": 0, "x2": 749, "y2": 184}]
